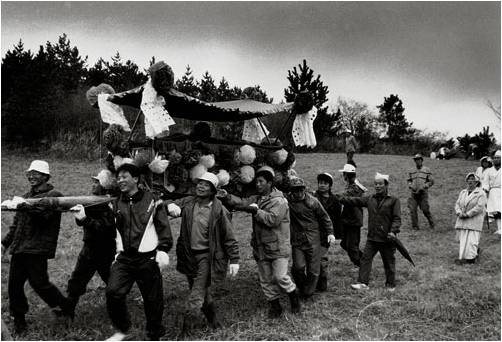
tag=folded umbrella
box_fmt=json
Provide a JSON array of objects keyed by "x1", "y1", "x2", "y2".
[{"x1": 388, "y1": 234, "x2": 415, "y2": 267}]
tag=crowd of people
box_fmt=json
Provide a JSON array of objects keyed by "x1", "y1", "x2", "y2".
[{"x1": 1, "y1": 149, "x2": 500, "y2": 340}]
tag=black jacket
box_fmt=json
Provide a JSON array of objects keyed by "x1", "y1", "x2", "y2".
[
  {"x1": 76, "y1": 203, "x2": 116, "y2": 252},
  {"x1": 2, "y1": 183, "x2": 63, "y2": 259},
  {"x1": 314, "y1": 191, "x2": 342, "y2": 243},
  {"x1": 114, "y1": 190, "x2": 172, "y2": 254}
]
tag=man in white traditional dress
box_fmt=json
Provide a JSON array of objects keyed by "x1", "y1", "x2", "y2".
[{"x1": 483, "y1": 150, "x2": 501, "y2": 235}]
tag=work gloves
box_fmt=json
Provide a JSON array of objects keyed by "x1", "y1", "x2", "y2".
[
  {"x1": 327, "y1": 234, "x2": 336, "y2": 244},
  {"x1": 228, "y1": 264, "x2": 239, "y2": 277},
  {"x1": 155, "y1": 250, "x2": 170, "y2": 270},
  {"x1": 70, "y1": 204, "x2": 86, "y2": 221},
  {"x1": 167, "y1": 203, "x2": 181, "y2": 217},
  {"x1": 240, "y1": 203, "x2": 259, "y2": 214}
]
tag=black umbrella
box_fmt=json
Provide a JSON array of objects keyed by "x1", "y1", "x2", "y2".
[{"x1": 388, "y1": 234, "x2": 415, "y2": 267}]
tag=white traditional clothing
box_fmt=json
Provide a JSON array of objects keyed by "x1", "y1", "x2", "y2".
[
  {"x1": 475, "y1": 166, "x2": 491, "y2": 182},
  {"x1": 482, "y1": 167, "x2": 501, "y2": 214},
  {"x1": 454, "y1": 186, "x2": 486, "y2": 260}
]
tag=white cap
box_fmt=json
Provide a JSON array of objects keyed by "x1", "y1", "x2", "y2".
[
  {"x1": 197, "y1": 172, "x2": 219, "y2": 190},
  {"x1": 338, "y1": 164, "x2": 356, "y2": 173},
  {"x1": 26, "y1": 160, "x2": 50, "y2": 175},
  {"x1": 375, "y1": 172, "x2": 389, "y2": 182},
  {"x1": 495, "y1": 150, "x2": 501, "y2": 157},
  {"x1": 257, "y1": 165, "x2": 275, "y2": 177}
]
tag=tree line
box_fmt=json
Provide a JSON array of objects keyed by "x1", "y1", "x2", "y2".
[{"x1": 1, "y1": 34, "x2": 498, "y2": 158}]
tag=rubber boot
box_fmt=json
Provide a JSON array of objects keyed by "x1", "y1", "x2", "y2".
[
  {"x1": 13, "y1": 315, "x2": 27, "y2": 335},
  {"x1": 287, "y1": 290, "x2": 301, "y2": 314},
  {"x1": 268, "y1": 299, "x2": 283, "y2": 318},
  {"x1": 202, "y1": 302, "x2": 223, "y2": 329},
  {"x1": 302, "y1": 273, "x2": 319, "y2": 298},
  {"x1": 291, "y1": 268, "x2": 306, "y2": 295},
  {"x1": 316, "y1": 275, "x2": 328, "y2": 292}
]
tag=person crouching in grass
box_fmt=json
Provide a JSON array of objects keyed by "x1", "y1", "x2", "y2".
[
  {"x1": 165, "y1": 172, "x2": 240, "y2": 333},
  {"x1": 337, "y1": 173, "x2": 401, "y2": 291},
  {"x1": 454, "y1": 173, "x2": 486, "y2": 264}
]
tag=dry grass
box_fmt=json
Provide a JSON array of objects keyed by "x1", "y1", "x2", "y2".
[{"x1": 1, "y1": 151, "x2": 500, "y2": 340}]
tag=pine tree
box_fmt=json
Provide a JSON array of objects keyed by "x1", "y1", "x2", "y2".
[
  {"x1": 175, "y1": 65, "x2": 199, "y2": 97},
  {"x1": 377, "y1": 94, "x2": 412, "y2": 143},
  {"x1": 199, "y1": 71, "x2": 217, "y2": 102},
  {"x1": 216, "y1": 77, "x2": 232, "y2": 101}
]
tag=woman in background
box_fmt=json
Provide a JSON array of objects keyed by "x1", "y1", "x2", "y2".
[{"x1": 454, "y1": 173, "x2": 486, "y2": 264}]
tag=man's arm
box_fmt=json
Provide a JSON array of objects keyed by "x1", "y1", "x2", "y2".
[
  {"x1": 313, "y1": 199, "x2": 334, "y2": 237},
  {"x1": 390, "y1": 198, "x2": 401, "y2": 234},
  {"x1": 337, "y1": 194, "x2": 369, "y2": 208},
  {"x1": 153, "y1": 202, "x2": 174, "y2": 253},
  {"x1": 254, "y1": 197, "x2": 289, "y2": 228},
  {"x1": 221, "y1": 207, "x2": 240, "y2": 264},
  {"x1": 1, "y1": 214, "x2": 18, "y2": 249},
  {"x1": 425, "y1": 168, "x2": 434, "y2": 188}
]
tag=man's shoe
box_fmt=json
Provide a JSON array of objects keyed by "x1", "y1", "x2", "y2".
[
  {"x1": 146, "y1": 326, "x2": 166, "y2": 341},
  {"x1": 13, "y1": 316, "x2": 27, "y2": 335},
  {"x1": 202, "y1": 303, "x2": 223, "y2": 329},
  {"x1": 106, "y1": 331, "x2": 128, "y2": 341},
  {"x1": 268, "y1": 299, "x2": 283, "y2": 318},
  {"x1": 351, "y1": 283, "x2": 369, "y2": 290},
  {"x1": 454, "y1": 259, "x2": 465, "y2": 265},
  {"x1": 315, "y1": 276, "x2": 327, "y2": 292},
  {"x1": 287, "y1": 290, "x2": 301, "y2": 314}
]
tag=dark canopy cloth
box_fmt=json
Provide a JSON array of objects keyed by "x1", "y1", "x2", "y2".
[{"x1": 107, "y1": 85, "x2": 295, "y2": 122}]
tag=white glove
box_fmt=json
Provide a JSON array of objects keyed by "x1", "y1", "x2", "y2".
[
  {"x1": 70, "y1": 204, "x2": 86, "y2": 221},
  {"x1": 249, "y1": 203, "x2": 259, "y2": 209},
  {"x1": 228, "y1": 263, "x2": 239, "y2": 277},
  {"x1": 155, "y1": 250, "x2": 170, "y2": 270},
  {"x1": 167, "y1": 203, "x2": 181, "y2": 217},
  {"x1": 327, "y1": 234, "x2": 336, "y2": 244},
  {"x1": 216, "y1": 189, "x2": 228, "y2": 198}
]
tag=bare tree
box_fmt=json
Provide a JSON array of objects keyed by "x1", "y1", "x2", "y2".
[{"x1": 486, "y1": 99, "x2": 501, "y2": 120}]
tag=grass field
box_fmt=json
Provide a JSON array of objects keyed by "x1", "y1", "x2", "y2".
[{"x1": 1, "y1": 151, "x2": 500, "y2": 340}]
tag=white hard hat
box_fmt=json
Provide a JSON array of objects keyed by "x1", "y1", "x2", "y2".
[
  {"x1": 26, "y1": 160, "x2": 50, "y2": 175},
  {"x1": 338, "y1": 164, "x2": 356, "y2": 173},
  {"x1": 257, "y1": 165, "x2": 275, "y2": 177},
  {"x1": 495, "y1": 150, "x2": 501, "y2": 157},
  {"x1": 197, "y1": 172, "x2": 219, "y2": 190}
]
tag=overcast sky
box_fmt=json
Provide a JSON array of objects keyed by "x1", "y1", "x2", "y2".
[{"x1": 2, "y1": 1, "x2": 500, "y2": 141}]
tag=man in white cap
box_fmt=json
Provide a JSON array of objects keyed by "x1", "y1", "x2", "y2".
[
  {"x1": 483, "y1": 150, "x2": 501, "y2": 234},
  {"x1": 407, "y1": 153, "x2": 435, "y2": 230},
  {"x1": 165, "y1": 172, "x2": 240, "y2": 333},
  {"x1": 217, "y1": 166, "x2": 301, "y2": 318},
  {"x1": 336, "y1": 172, "x2": 402, "y2": 290},
  {"x1": 1, "y1": 160, "x2": 73, "y2": 334},
  {"x1": 65, "y1": 170, "x2": 118, "y2": 318},
  {"x1": 344, "y1": 129, "x2": 359, "y2": 167},
  {"x1": 338, "y1": 164, "x2": 366, "y2": 268}
]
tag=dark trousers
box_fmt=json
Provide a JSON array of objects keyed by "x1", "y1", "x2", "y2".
[
  {"x1": 8, "y1": 254, "x2": 67, "y2": 318},
  {"x1": 358, "y1": 240, "x2": 396, "y2": 287},
  {"x1": 408, "y1": 192, "x2": 434, "y2": 229},
  {"x1": 346, "y1": 152, "x2": 356, "y2": 167},
  {"x1": 67, "y1": 245, "x2": 115, "y2": 298},
  {"x1": 340, "y1": 225, "x2": 362, "y2": 267},
  {"x1": 185, "y1": 252, "x2": 212, "y2": 312},
  {"x1": 106, "y1": 252, "x2": 164, "y2": 337},
  {"x1": 292, "y1": 244, "x2": 321, "y2": 296}
]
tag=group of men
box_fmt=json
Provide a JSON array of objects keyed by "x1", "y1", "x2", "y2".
[{"x1": 2, "y1": 149, "x2": 500, "y2": 340}]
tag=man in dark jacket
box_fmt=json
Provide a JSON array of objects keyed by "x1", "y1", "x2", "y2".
[
  {"x1": 218, "y1": 166, "x2": 301, "y2": 318},
  {"x1": 65, "y1": 170, "x2": 117, "y2": 318},
  {"x1": 337, "y1": 172, "x2": 401, "y2": 290},
  {"x1": 288, "y1": 177, "x2": 334, "y2": 298},
  {"x1": 167, "y1": 172, "x2": 239, "y2": 333},
  {"x1": 105, "y1": 163, "x2": 173, "y2": 341},
  {"x1": 313, "y1": 172, "x2": 342, "y2": 291},
  {"x1": 338, "y1": 164, "x2": 365, "y2": 267},
  {"x1": 1, "y1": 160, "x2": 72, "y2": 334}
]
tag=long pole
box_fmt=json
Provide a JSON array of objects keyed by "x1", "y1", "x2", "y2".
[
  {"x1": 275, "y1": 111, "x2": 295, "y2": 145},
  {"x1": 127, "y1": 109, "x2": 143, "y2": 144}
]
